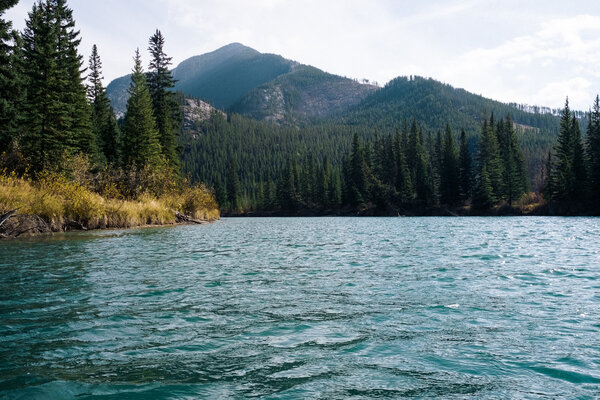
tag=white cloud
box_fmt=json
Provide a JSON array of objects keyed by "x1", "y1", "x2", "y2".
[
  {"x1": 433, "y1": 14, "x2": 600, "y2": 109},
  {"x1": 4, "y1": 1, "x2": 600, "y2": 109}
]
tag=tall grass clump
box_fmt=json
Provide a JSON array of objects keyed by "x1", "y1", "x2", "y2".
[{"x1": 0, "y1": 168, "x2": 219, "y2": 232}]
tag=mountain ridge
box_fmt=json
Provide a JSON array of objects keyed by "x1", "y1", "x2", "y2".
[{"x1": 106, "y1": 43, "x2": 378, "y2": 120}]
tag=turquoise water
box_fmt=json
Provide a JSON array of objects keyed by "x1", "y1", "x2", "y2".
[{"x1": 1, "y1": 217, "x2": 599, "y2": 399}]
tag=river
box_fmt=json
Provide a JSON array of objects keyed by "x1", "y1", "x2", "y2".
[{"x1": 1, "y1": 217, "x2": 599, "y2": 398}]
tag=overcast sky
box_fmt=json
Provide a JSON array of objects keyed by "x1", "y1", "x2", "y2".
[{"x1": 5, "y1": 0, "x2": 600, "y2": 109}]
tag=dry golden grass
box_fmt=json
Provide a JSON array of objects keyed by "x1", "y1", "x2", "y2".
[
  {"x1": 0, "y1": 171, "x2": 219, "y2": 231},
  {"x1": 516, "y1": 192, "x2": 546, "y2": 214}
]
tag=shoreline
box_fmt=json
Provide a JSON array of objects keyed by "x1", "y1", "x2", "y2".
[
  {"x1": 223, "y1": 203, "x2": 598, "y2": 218},
  {"x1": 0, "y1": 211, "x2": 219, "y2": 240}
]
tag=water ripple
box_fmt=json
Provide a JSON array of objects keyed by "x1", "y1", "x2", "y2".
[{"x1": 1, "y1": 217, "x2": 599, "y2": 399}]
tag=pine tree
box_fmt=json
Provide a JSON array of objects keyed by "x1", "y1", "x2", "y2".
[
  {"x1": 0, "y1": 0, "x2": 22, "y2": 153},
  {"x1": 473, "y1": 165, "x2": 495, "y2": 210},
  {"x1": 548, "y1": 98, "x2": 584, "y2": 203},
  {"x1": 21, "y1": 1, "x2": 67, "y2": 173},
  {"x1": 49, "y1": 0, "x2": 96, "y2": 158},
  {"x1": 349, "y1": 133, "x2": 368, "y2": 205},
  {"x1": 434, "y1": 130, "x2": 443, "y2": 178},
  {"x1": 458, "y1": 129, "x2": 472, "y2": 201},
  {"x1": 425, "y1": 130, "x2": 440, "y2": 206},
  {"x1": 226, "y1": 159, "x2": 241, "y2": 212},
  {"x1": 266, "y1": 177, "x2": 277, "y2": 209},
  {"x1": 148, "y1": 30, "x2": 180, "y2": 172},
  {"x1": 277, "y1": 159, "x2": 299, "y2": 212},
  {"x1": 87, "y1": 44, "x2": 119, "y2": 164},
  {"x1": 20, "y1": 0, "x2": 96, "y2": 172},
  {"x1": 498, "y1": 116, "x2": 528, "y2": 205},
  {"x1": 586, "y1": 96, "x2": 600, "y2": 208},
  {"x1": 121, "y1": 49, "x2": 161, "y2": 168},
  {"x1": 328, "y1": 169, "x2": 342, "y2": 208},
  {"x1": 408, "y1": 121, "x2": 430, "y2": 205},
  {"x1": 256, "y1": 181, "x2": 265, "y2": 210},
  {"x1": 543, "y1": 151, "x2": 554, "y2": 200},
  {"x1": 571, "y1": 116, "x2": 587, "y2": 201},
  {"x1": 477, "y1": 114, "x2": 503, "y2": 201},
  {"x1": 393, "y1": 127, "x2": 413, "y2": 203},
  {"x1": 315, "y1": 160, "x2": 330, "y2": 207},
  {"x1": 214, "y1": 178, "x2": 227, "y2": 209},
  {"x1": 440, "y1": 124, "x2": 460, "y2": 205}
]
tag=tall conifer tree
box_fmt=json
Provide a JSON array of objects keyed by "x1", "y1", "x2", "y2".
[
  {"x1": 478, "y1": 114, "x2": 504, "y2": 200},
  {"x1": 458, "y1": 129, "x2": 472, "y2": 201},
  {"x1": 148, "y1": 30, "x2": 180, "y2": 172},
  {"x1": 226, "y1": 159, "x2": 241, "y2": 212},
  {"x1": 498, "y1": 116, "x2": 528, "y2": 205},
  {"x1": 87, "y1": 44, "x2": 120, "y2": 164},
  {"x1": 586, "y1": 96, "x2": 600, "y2": 208},
  {"x1": 440, "y1": 124, "x2": 460, "y2": 205},
  {"x1": 53, "y1": 0, "x2": 95, "y2": 158},
  {"x1": 548, "y1": 99, "x2": 581, "y2": 203},
  {"x1": 21, "y1": 0, "x2": 95, "y2": 172},
  {"x1": 21, "y1": 1, "x2": 66, "y2": 172},
  {"x1": 121, "y1": 49, "x2": 161, "y2": 168},
  {"x1": 0, "y1": 0, "x2": 22, "y2": 153}
]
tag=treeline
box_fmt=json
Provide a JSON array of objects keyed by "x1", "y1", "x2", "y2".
[
  {"x1": 0, "y1": 0, "x2": 192, "y2": 199},
  {"x1": 545, "y1": 98, "x2": 600, "y2": 213},
  {"x1": 216, "y1": 114, "x2": 532, "y2": 214},
  {"x1": 220, "y1": 98, "x2": 600, "y2": 215}
]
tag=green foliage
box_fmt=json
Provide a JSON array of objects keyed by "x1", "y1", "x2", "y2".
[
  {"x1": 340, "y1": 76, "x2": 560, "y2": 188},
  {"x1": 497, "y1": 115, "x2": 528, "y2": 205},
  {"x1": 121, "y1": 49, "x2": 162, "y2": 168},
  {"x1": 459, "y1": 129, "x2": 473, "y2": 200},
  {"x1": 586, "y1": 96, "x2": 600, "y2": 210},
  {"x1": 0, "y1": 0, "x2": 22, "y2": 153},
  {"x1": 148, "y1": 30, "x2": 181, "y2": 172},
  {"x1": 226, "y1": 159, "x2": 242, "y2": 212},
  {"x1": 87, "y1": 44, "x2": 120, "y2": 165},
  {"x1": 20, "y1": 0, "x2": 95, "y2": 174},
  {"x1": 472, "y1": 165, "x2": 496, "y2": 210},
  {"x1": 478, "y1": 114, "x2": 504, "y2": 199},
  {"x1": 440, "y1": 125, "x2": 460, "y2": 205},
  {"x1": 547, "y1": 99, "x2": 587, "y2": 204}
]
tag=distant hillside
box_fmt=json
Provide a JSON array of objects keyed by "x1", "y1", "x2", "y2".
[
  {"x1": 230, "y1": 65, "x2": 377, "y2": 124},
  {"x1": 340, "y1": 76, "x2": 560, "y2": 134}
]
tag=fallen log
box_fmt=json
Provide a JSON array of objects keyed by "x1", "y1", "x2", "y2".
[{"x1": 175, "y1": 211, "x2": 207, "y2": 225}]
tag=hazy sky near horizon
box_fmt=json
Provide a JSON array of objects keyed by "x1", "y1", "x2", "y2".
[{"x1": 5, "y1": 0, "x2": 600, "y2": 109}]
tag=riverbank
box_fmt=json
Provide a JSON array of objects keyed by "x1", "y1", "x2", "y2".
[
  {"x1": 0, "y1": 173, "x2": 219, "y2": 239},
  {"x1": 224, "y1": 194, "x2": 596, "y2": 217}
]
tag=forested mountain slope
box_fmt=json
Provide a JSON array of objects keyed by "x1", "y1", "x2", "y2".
[{"x1": 230, "y1": 65, "x2": 377, "y2": 124}]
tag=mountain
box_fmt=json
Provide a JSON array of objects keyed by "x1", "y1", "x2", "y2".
[
  {"x1": 230, "y1": 65, "x2": 378, "y2": 124},
  {"x1": 172, "y1": 43, "x2": 294, "y2": 109},
  {"x1": 107, "y1": 43, "x2": 295, "y2": 115},
  {"x1": 106, "y1": 43, "x2": 376, "y2": 121}
]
